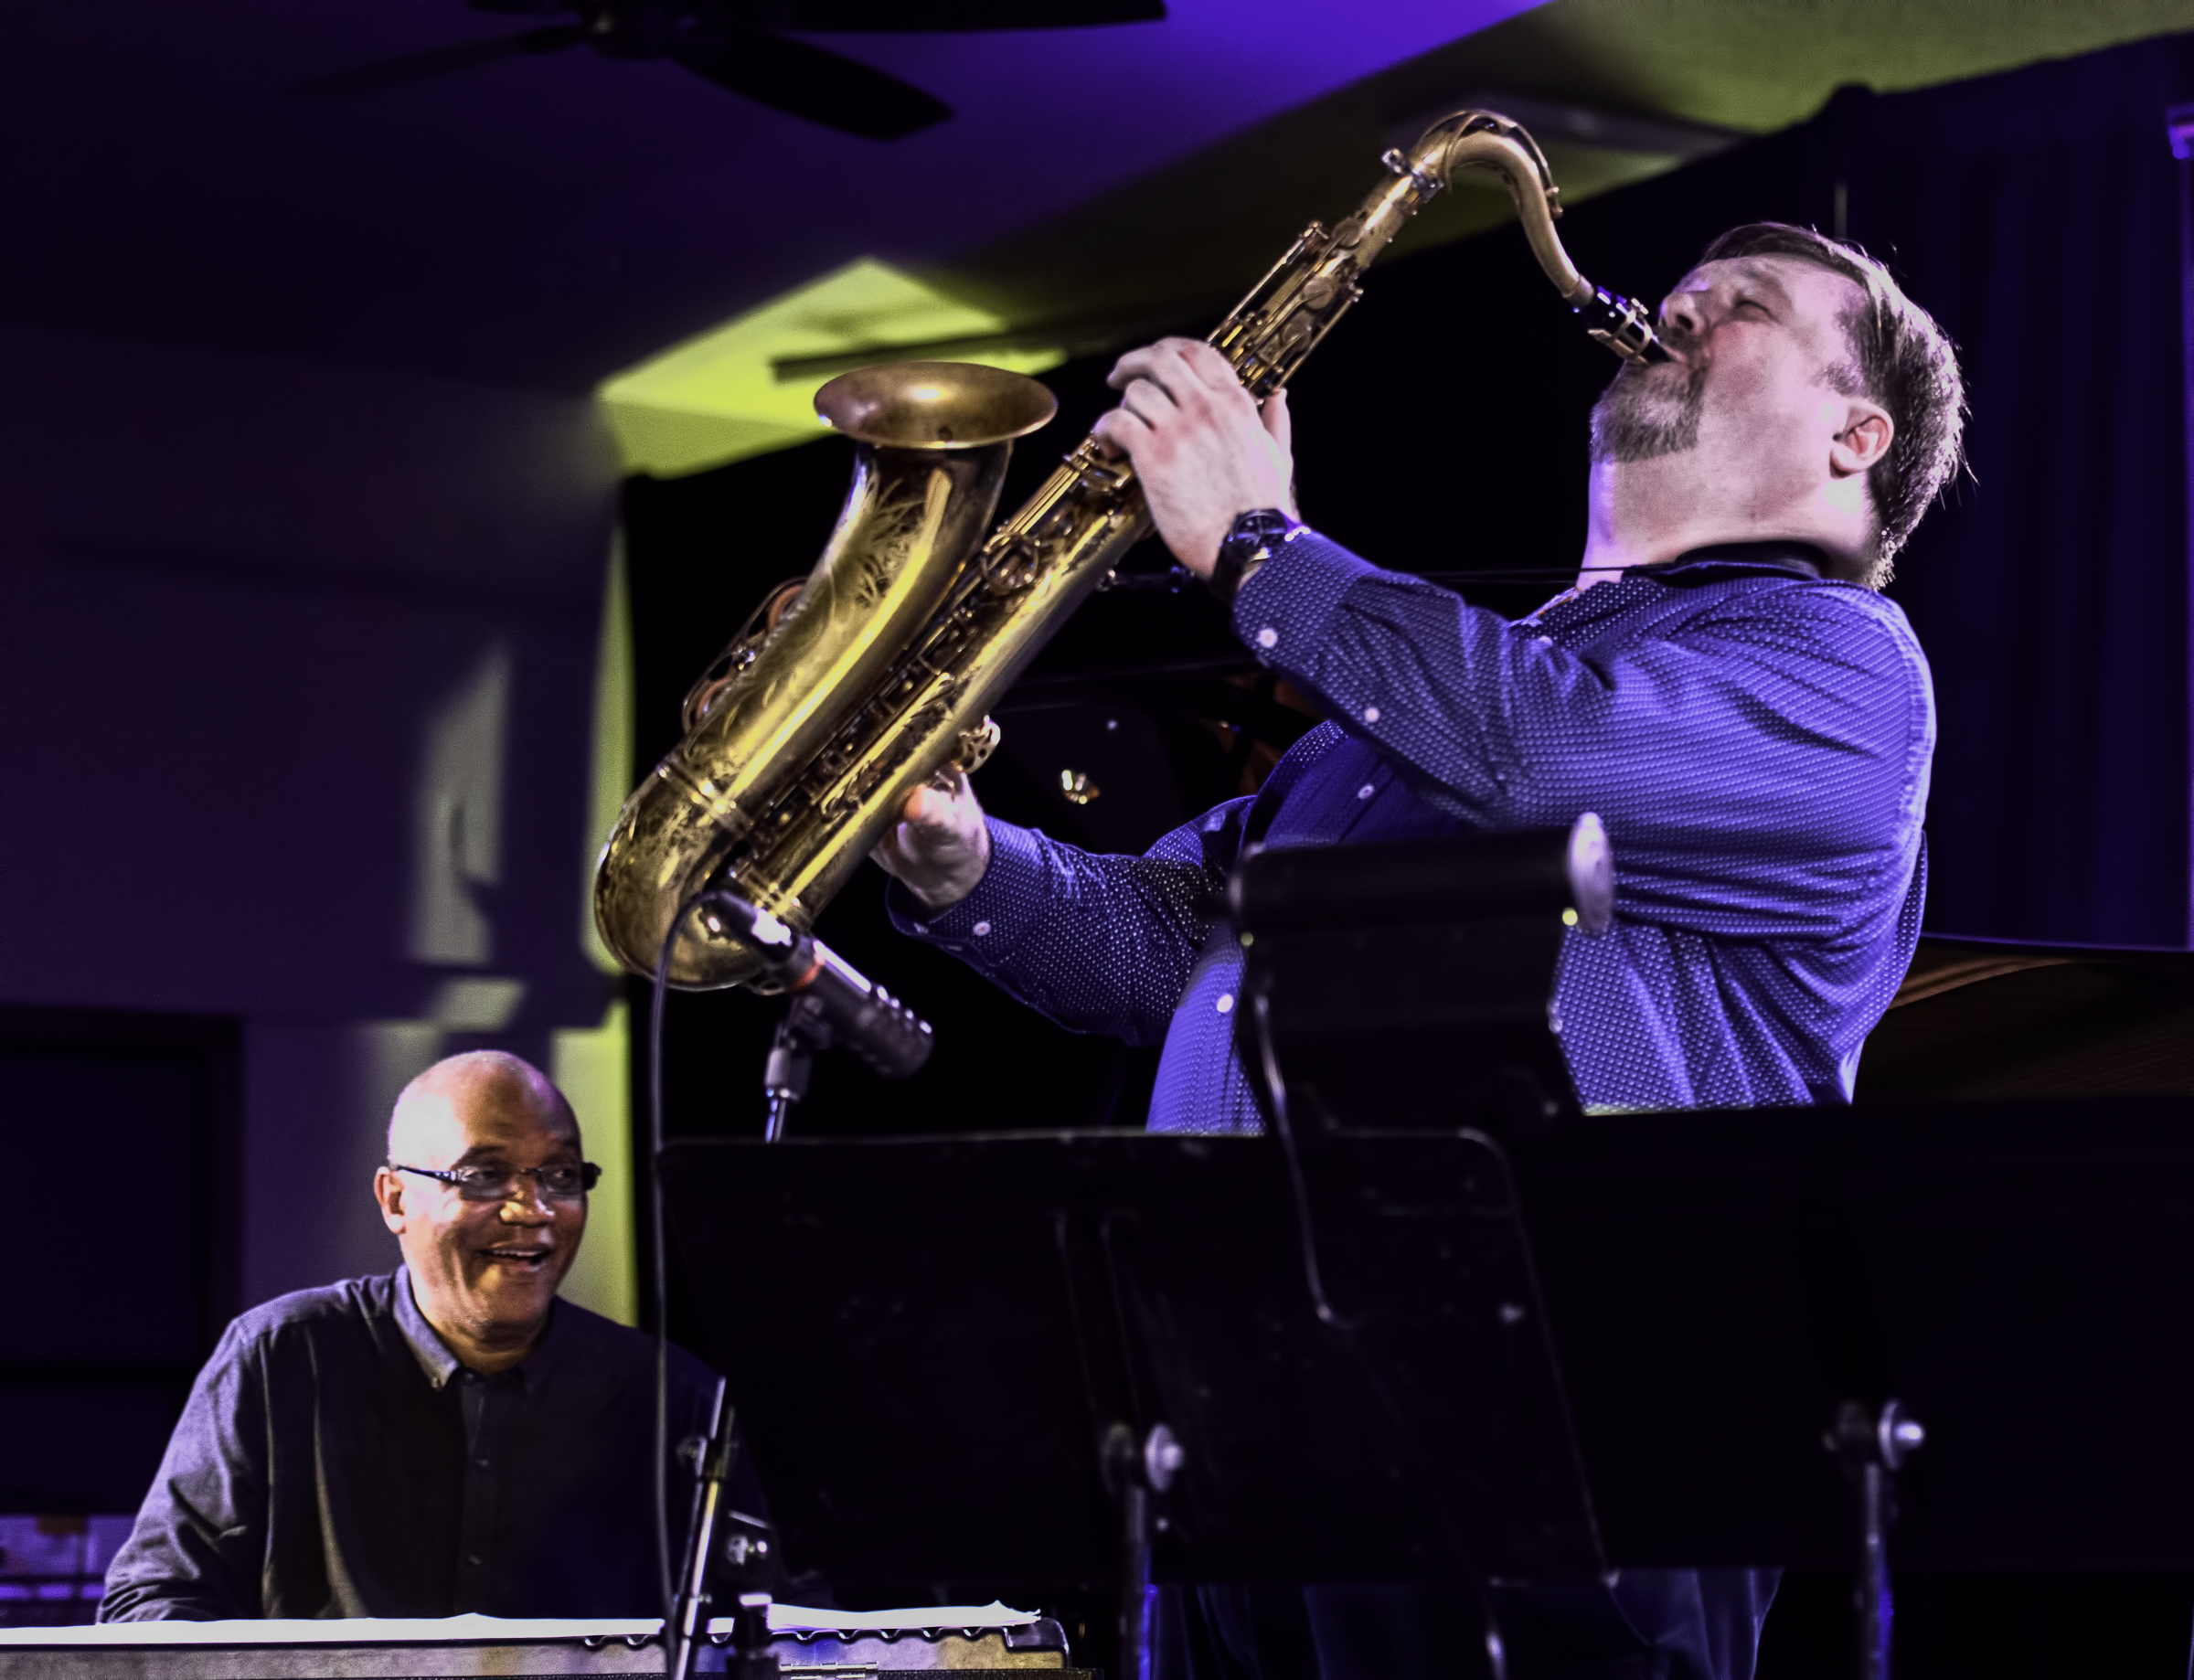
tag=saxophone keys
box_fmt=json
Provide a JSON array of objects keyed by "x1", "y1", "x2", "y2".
[
  {"x1": 946, "y1": 717, "x2": 1002, "y2": 779},
  {"x1": 982, "y1": 540, "x2": 1043, "y2": 593}
]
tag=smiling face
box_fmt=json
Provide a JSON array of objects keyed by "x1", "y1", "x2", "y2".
[
  {"x1": 1583, "y1": 252, "x2": 1893, "y2": 579},
  {"x1": 374, "y1": 1053, "x2": 586, "y2": 1369}
]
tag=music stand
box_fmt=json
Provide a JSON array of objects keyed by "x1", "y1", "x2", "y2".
[
  {"x1": 1501, "y1": 1098, "x2": 2194, "y2": 1570},
  {"x1": 666, "y1": 1103, "x2": 2194, "y2": 1680},
  {"x1": 660, "y1": 1129, "x2": 1604, "y2": 1680},
  {"x1": 1230, "y1": 822, "x2": 1611, "y2": 1137}
]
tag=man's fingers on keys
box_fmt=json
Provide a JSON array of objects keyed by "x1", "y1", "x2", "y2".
[
  {"x1": 1107, "y1": 336, "x2": 1205, "y2": 394},
  {"x1": 1119, "y1": 377, "x2": 1180, "y2": 431},
  {"x1": 1092, "y1": 406, "x2": 1150, "y2": 457},
  {"x1": 1176, "y1": 338, "x2": 1245, "y2": 394}
]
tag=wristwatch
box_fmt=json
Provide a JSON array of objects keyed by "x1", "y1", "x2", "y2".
[{"x1": 1210, "y1": 507, "x2": 1304, "y2": 605}]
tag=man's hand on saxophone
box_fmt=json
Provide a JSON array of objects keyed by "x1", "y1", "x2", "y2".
[
  {"x1": 872, "y1": 770, "x2": 991, "y2": 912},
  {"x1": 877, "y1": 335, "x2": 1300, "y2": 900},
  {"x1": 1093, "y1": 337, "x2": 1298, "y2": 576}
]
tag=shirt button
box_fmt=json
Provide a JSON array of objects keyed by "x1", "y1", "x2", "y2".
[
  {"x1": 1255, "y1": 627, "x2": 1278, "y2": 649},
  {"x1": 1216, "y1": 994, "x2": 1235, "y2": 1015},
  {"x1": 1362, "y1": 705, "x2": 1380, "y2": 723},
  {"x1": 466, "y1": 1555, "x2": 483, "y2": 1568},
  {"x1": 1357, "y1": 783, "x2": 1375, "y2": 801},
  {"x1": 972, "y1": 920, "x2": 991, "y2": 938},
  {"x1": 1535, "y1": 635, "x2": 1554, "y2": 649},
  {"x1": 475, "y1": 1458, "x2": 489, "y2": 1470}
]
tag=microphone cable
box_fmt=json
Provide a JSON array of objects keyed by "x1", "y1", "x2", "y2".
[{"x1": 649, "y1": 898, "x2": 696, "y2": 1623}]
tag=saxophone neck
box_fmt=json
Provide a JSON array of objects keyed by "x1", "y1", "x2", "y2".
[{"x1": 1400, "y1": 108, "x2": 1670, "y2": 365}]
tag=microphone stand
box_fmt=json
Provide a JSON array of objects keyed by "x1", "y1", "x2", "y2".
[
  {"x1": 762, "y1": 995, "x2": 829, "y2": 1142},
  {"x1": 666, "y1": 1376, "x2": 783, "y2": 1680},
  {"x1": 692, "y1": 886, "x2": 935, "y2": 1142},
  {"x1": 666, "y1": 1379, "x2": 737, "y2": 1680},
  {"x1": 649, "y1": 886, "x2": 932, "y2": 1670}
]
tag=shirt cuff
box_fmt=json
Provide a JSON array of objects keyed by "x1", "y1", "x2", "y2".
[
  {"x1": 1230, "y1": 528, "x2": 1381, "y2": 675},
  {"x1": 885, "y1": 817, "x2": 1049, "y2": 962}
]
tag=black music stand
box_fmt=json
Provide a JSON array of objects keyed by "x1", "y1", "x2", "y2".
[
  {"x1": 660, "y1": 1130, "x2": 1605, "y2": 1680},
  {"x1": 1230, "y1": 823, "x2": 1610, "y2": 1138},
  {"x1": 1496, "y1": 1098, "x2": 2194, "y2": 1568},
  {"x1": 663, "y1": 1103, "x2": 2194, "y2": 1680}
]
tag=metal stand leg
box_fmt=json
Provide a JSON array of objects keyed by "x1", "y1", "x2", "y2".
[
  {"x1": 762, "y1": 1002, "x2": 823, "y2": 1142},
  {"x1": 762, "y1": 1087, "x2": 799, "y2": 1143},
  {"x1": 730, "y1": 1591, "x2": 781, "y2": 1680},
  {"x1": 668, "y1": 1380, "x2": 740, "y2": 1680},
  {"x1": 1828, "y1": 1399, "x2": 1924, "y2": 1680},
  {"x1": 1105, "y1": 1422, "x2": 1184, "y2": 1680},
  {"x1": 1473, "y1": 1580, "x2": 1510, "y2": 1680},
  {"x1": 1119, "y1": 1475, "x2": 1150, "y2": 1680}
]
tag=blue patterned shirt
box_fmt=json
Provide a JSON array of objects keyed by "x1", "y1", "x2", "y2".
[{"x1": 893, "y1": 532, "x2": 1933, "y2": 1125}]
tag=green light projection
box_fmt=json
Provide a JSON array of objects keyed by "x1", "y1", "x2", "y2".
[{"x1": 599, "y1": 258, "x2": 1066, "y2": 479}]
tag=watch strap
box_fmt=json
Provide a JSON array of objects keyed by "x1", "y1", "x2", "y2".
[{"x1": 1211, "y1": 508, "x2": 1303, "y2": 605}]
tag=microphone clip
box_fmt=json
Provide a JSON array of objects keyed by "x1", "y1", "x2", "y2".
[{"x1": 692, "y1": 888, "x2": 935, "y2": 1141}]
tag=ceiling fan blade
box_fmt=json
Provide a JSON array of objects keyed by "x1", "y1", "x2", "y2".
[
  {"x1": 772, "y1": 0, "x2": 1164, "y2": 26},
  {"x1": 293, "y1": 25, "x2": 583, "y2": 95},
  {"x1": 669, "y1": 32, "x2": 951, "y2": 139}
]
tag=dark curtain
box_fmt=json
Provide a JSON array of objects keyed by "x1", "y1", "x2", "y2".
[{"x1": 1288, "y1": 32, "x2": 2194, "y2": 947}]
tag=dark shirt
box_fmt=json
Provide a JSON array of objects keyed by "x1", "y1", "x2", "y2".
[{"x1": 99, "y1": 1268, "x2": 758, "y2": 1621}]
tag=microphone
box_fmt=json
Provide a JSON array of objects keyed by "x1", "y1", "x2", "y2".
[{"x1": 693, "y1": 889, "x2": 934, "y2": 1080}]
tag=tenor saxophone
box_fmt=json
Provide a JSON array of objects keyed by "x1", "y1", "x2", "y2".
[{"x1": 593, "y1": 109, "x2": 1666, "y2": 988}]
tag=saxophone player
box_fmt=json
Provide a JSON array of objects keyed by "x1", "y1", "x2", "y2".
[{"x1": 874, "y1": 222, "x2": 1965, "y2": 1680}]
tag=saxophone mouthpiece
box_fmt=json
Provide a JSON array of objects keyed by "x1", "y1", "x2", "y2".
[{"x1": 1577, "y1": 283, "x2": 1668, "y2": 363}]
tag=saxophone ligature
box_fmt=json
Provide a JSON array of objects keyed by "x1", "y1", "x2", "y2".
[{"x1": 593, "y1": 109, "x2": 1667, "y2": 988}]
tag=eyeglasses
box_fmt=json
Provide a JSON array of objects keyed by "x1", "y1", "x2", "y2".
[{"x1": 391, "y1": 1162, "x2": 602, "y2": 1202}]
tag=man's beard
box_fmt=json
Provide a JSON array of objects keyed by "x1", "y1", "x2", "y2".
[{"x1": 1590, "y1": 355, "x2": 1707, "y2": 463}]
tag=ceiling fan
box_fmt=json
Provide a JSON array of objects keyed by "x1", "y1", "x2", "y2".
[{"x1": 298, "y1": 0, "x2": 1166, "y2": 140}]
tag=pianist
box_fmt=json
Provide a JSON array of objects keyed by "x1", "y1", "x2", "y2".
[{"x1": 99, "y1": 1049, "x2": 765, "y2": 1621}]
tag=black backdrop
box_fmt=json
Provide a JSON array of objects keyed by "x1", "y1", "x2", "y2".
[
  {"x1": 0, "y1": 1007, "x2": 237, "y2": 1515},
  {"x1": 624, "y1": 29, "x2": 2194, "y2": 1148},
  {"x1": 1280, "y1": 32, "x2": 2194, "y2": 952}
]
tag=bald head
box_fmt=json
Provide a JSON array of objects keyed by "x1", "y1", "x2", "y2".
[
  {"x1": 378, "y1": 1051, "x2": 589, "y2": 1372},
  {"x1": 388, "y1": 1050, "x2": 578, "y2": 1167}
]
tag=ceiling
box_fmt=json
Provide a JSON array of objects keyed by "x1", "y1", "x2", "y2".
[
  {"x1": 5, "y1": 0, "x2": 2188, "y2": 406},
  {"x1": 930, "y1": 0, "x2": 2194, "y2": 344},
  {"x1": 0, "y1": 0, "x2": 1530, "y2": 391}
]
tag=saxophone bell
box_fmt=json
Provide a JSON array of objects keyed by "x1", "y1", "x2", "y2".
[{"x1": 591, "y1": 361, "x2": 1056, "y2": 989}]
